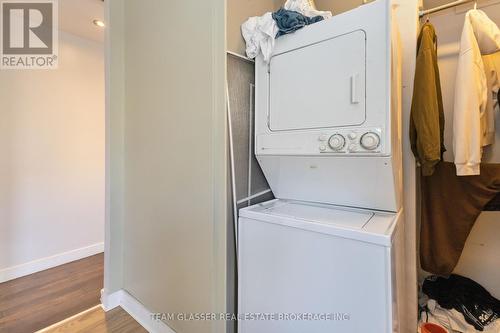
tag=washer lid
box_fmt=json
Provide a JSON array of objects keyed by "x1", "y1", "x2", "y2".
[
  {"x1": 239, "y1": 199, "x2": 399, "y2": 246},
  {"x1": 258, "y1": 200, "x2": 373, "y2": 229}
]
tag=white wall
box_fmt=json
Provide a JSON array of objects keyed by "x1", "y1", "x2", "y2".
[
  {"x1": 0, "y1": 31, "x2": 105, "y2": 282},
  {"x1": 421, "y1": 1, "x2": 500, "y2": 299},
  {"x1": 105, "y1": 0, "x2": 227, "y2": 332},
  {"x1": 393, "y1": 2, "x2": 420, "y2": 332},
  {"x1": 104, "y1": 0, "x2": 125, "y2": 294}
]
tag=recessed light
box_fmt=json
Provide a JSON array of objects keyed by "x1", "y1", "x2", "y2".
[{"x1": 93, "y1": 19, "x2": 105, "y2": 28}]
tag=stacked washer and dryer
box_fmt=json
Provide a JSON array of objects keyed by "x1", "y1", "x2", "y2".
[{"x1": 237, "y1": 0, "x2": 405, "y2": 332}]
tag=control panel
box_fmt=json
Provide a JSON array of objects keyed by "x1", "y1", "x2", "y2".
[{"x1": 318, "y1": 128, "x2": 382, "y2": 154}]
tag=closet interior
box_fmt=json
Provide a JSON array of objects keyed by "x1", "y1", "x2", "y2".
[
  {"x1": 416, "y1": 1, "x2": 500, "y2": 332},
  {"x1": 226, "y1": 0, "x2": 499, "y2": 332}
]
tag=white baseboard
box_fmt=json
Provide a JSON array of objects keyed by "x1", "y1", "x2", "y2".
[
  {"x1": 101, "y1": 289, "x2": 176, "y2": 333},
  {"x1": 0, "y1": 243, "x2": 104, "y2": 283},
  {"x1": 100, "y1": 288, "x2": 124, "y2": 311}
]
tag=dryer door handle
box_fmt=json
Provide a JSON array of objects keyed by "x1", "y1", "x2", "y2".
[{"x1": 351, "y1": 73, "x2": 360, "y2": 104}]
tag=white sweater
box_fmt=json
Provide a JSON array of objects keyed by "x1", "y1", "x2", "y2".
[{"x1": 453, "y1": 10, "x2": 500, "y2": 176}]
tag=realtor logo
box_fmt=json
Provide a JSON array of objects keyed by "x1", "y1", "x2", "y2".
[{"x1": 1, "y1": 0, "x2": 58, "y2": 69}]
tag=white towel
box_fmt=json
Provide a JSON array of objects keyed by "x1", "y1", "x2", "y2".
[{"x1": 241, "y1": 13, "x2": 279, "y2": 62}]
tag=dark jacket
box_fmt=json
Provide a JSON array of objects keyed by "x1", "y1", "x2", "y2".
[{"x1": 410, "y1": 23, "x2": 446, "y2": 176}]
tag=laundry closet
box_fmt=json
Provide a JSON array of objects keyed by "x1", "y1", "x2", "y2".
[
  {"x1": 414, "y1": 1, "x2": 500, "y2": 332},
  {"x1": 227, "y1": 0, "x2": 415, "y2": 332},
  {"x1": 226, "y1": 0, "x2": 500, "y2": 332},
  {"x1": 417, "y1": 0, "x2": 500, "y2": 294}
]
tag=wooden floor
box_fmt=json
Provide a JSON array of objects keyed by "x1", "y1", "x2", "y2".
[
  {"x1": 41, "y1": 306, "x2": 147, "y2": 333},
  {"x1": 0, "y1": 254, "x2": 105, "y2": 332}
]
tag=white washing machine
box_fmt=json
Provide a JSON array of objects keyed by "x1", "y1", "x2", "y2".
[
  {"x1": 238, "y1": 200, "x2": 404, "y2": 333},
  {"x1": 238, "y1": 0, "x2": 404, "y2": 332}
]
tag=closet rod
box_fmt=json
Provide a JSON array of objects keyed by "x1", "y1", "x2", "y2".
[{"x1": 419, "y1": 0, "x2": 475, "y2": 17}]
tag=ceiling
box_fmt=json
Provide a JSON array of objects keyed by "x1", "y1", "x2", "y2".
[{"x1": 59, "y1": 0, "x2": 105, "y2": 43}]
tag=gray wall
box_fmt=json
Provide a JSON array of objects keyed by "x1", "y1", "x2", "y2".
[
  {"x1": 106, "y1": 1, "x2": 227, "y2": 332},
  {"x1": 226, "y1": 54, "x2": 275, "y2": 333}
]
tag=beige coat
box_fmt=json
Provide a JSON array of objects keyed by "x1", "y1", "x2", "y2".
[{"x1": 453, "y1": 10, "x2": 500, "y2": 176}]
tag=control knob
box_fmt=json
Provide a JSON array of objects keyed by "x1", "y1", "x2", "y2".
[
  {"x1": 328, "y1": 134, "x2": 346, "y2": 151},
  {"x1": 360, "y1": 132, "x2": 380, "y2": 150}
]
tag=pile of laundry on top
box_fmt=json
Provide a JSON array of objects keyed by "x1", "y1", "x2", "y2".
[
  {"x1": 419, "y1": 274, "x2": 500, "y2": 333},
  {"x1": 241, "y1": 0, "x2": 332, "y2": 62}
]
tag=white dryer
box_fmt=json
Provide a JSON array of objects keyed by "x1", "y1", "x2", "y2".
[{"x1": 255, "y1": 0, "x2": 401, "y2": 212}]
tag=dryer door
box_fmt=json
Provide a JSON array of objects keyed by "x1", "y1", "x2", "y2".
[{"x1": 269, "y1": 30, "x2": 366, "y2": 131}]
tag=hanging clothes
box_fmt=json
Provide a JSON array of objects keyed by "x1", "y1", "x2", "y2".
[
  {"x1": 410, "y1": 23, "x2": 446, "y2": 176},
  {"x1": 422, "y1": 274, "x2": 500, "y2": 331},
  {"x1": 453, "y1": 10, "x2": 500, "y2": 176},
  {"x1": 482, "y1": 51, "x2": 500, "y2": 146},
  {"x1": 420, "y1": 162, "x2": 500, "y2": 276}
]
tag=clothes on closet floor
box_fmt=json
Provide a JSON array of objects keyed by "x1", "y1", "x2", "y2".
[
  {"x1": 420, "y1": 299, "x2": 500, "y2": 333},
  {"x1": 241, "y1": 0, "x2": 331, "y2": 62},
  {"x1": 273, "y1": 8, "x2": 323, "y2": 38},
  {"x1": 410, "y1": 23, "x2": 446, "y2": 176},
  {"x1": 421, "y1": 275, "x2": 500, "y2": 332},
  {"x1": 453, "y1": 10, "x2": 500, "y2": 176},
  {"x1": 420, "y1": 162, "x2": 500, "y2": 275}
]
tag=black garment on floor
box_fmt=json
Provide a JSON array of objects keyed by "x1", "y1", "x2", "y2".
[
  {"x1": 272, "y1": 8, "x2": 323, "y2": 38},
  {"x1": 422, "y1": 274, "x2": 500, "y2": 331}
]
